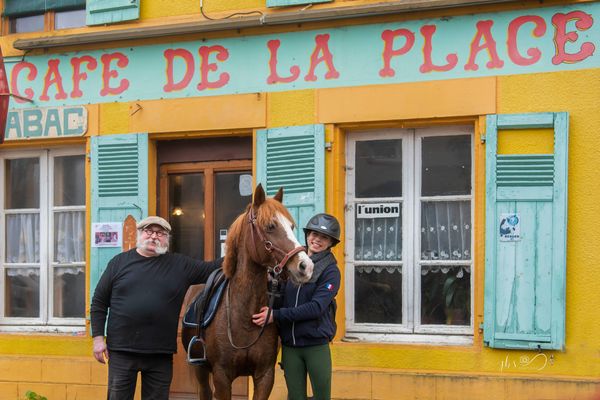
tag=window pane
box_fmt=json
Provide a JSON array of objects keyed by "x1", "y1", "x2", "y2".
[
  {"x1": 421, "y1": 201, "x2": 471, "y2": 261},
  {"x1": 5, "y1": 158, "x2": 40, "y2": 209},
  {"x1": 169, "y1": 174, "x2": 204, "y2": 259},
  {"x1": 421, "y1": 135, "x2": 471, "y2": 196},
  {"x1": 10, "y1": 14, "x2": 44, "y2": 33},
  {"x1": 54, "y1": 211, "x2": 85, "y2": 263},
  {"x1": 53, "y1": 267, "x2": 85, "y2": 318},
  {"x1": 355, "y1": 266, "x2": 402, "y2": 324},
  {"x1": 214, "y1": 172, "x2": 252, "y2": 258},
  {"x1": 6, "y1": 214, "x2": 40, "y2": 263},
  {"x1": 355, "y1": 140, "x2": 402, "y2": 198},
  {"x1": 355, "y1": 213, "x2": 402, "y2": 261},
  {"x1": 54, "y1": 155, "x2": 85, "y2": 206},
  {"x1": 55, "y1": 9, "x2": 86, "y2": 29},
  {"x1": 5, "y1": 268, "x2": 40, "y2": 318},
  {"x1": 421, "y1": 266, "x2": 471, "y2": 326}
]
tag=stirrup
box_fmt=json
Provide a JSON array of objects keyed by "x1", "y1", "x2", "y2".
[{"x1": 186, "y1": 335, "x2": 208, "y2": 366}]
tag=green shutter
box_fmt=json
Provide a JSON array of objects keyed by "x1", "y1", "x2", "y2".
[
  {"x1": 89, "y1": 133, "x2": 148, "y2": 311},
  {"x1": 484, "y1": 113, "x2": 568, "y2": 350},
  {"x1": 4, "y1": 0, "x2": 85, "y2": 17},
  {"x1": 86, "y1": 0, "x2": 139, "y2": 26},
  {"x1": 256, "y1": 124, "x2": 325, "y2": 243},
  {"x1": 267, "y1": 0, "x2": 332, "y2": 8}
]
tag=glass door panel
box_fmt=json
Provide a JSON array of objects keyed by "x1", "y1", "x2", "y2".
[
  {"x1": 168, "y1": 173, "x2": 205, "y2": 260},
  {"x1": 214, "y1": 172, "x2": 253, "y2": 257}
]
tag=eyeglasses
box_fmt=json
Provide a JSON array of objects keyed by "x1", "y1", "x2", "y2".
[{"x1": 142, "y1": 228, "x2": 168, "y2": 238}]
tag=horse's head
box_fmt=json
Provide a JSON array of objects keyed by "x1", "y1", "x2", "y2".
[{"x1": 223, "y1": 184, "x2": 313, "y2": 284}]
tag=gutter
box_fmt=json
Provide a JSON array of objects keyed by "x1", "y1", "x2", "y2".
[{"x1": 13, "y1": 0, "x2": 515, "y2": 50}]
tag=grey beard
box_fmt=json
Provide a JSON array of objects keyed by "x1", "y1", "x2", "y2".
[{"x1": 137, "y1": 238, "x2": 168, "y2": 255}]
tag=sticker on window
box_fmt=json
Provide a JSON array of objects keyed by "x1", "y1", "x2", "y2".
[{"x1": 356, "y1": 203, "x2": 400, "y2": 219}]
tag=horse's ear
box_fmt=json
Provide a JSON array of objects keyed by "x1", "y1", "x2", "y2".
[
  {"x1": 273, "y1": 187, "x2": 284, "y2": 203},
  {"x1": 253, "y1": 184, "x2": 266, "y2": 207}
]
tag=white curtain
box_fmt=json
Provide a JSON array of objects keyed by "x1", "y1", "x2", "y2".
[
  {"x1": 421, "y1": 200, "x2": 471, "y2": 262},
  {"x1": 54, "y1": 211, "x2": 85, "y2": 275},
  {"x1": 6, "y1": 213, "x2": 40, "y2": 264}
]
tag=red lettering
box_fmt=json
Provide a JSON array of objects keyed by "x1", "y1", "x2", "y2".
[
  {"x1": 420, "y1": 25, "x2": 458, "y2": 73},
  {"x1": 507, "y1": 16, "x2": 546, "y2": 66},
  {"x1": 71, "y1": 55, "x2": 98, "y2": 98},
  {"x1": 197, "y1": 45, "x2": 230, "y2": 91},
  {"x1": 552, "y1": 11, "x2": 595, "y2": 65},
  {"x1": 10, "y1": 62, "x2": 37, "y2": 104},
  {"x1": 100, "y1": 52, "x2": 130, "y2": 96},
  {"x1": 464, "y1": 20, "x2": 504, "y2": 71},
  {"x1": 163, "y1": 49, "x2": 195, "y2": 92},
  {"x1": 267, "y1": 40, "x2": 300, "y2": 84},
  {"x1": 379, "y1": 29, "x2": 415, "y2": 78},
  {"x1": 305, "y1": 34, "x2": 340, "y2": 82},
  {"x1": 40, "y1": 60, "x2": 67, "y2": 101}
]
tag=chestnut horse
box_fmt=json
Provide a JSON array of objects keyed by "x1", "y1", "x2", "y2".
[{"x1": 182, "y1": 184, "x2": 314, "y2": 400}]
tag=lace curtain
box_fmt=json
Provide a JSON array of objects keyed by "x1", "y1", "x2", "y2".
[
  {"x1": 5, "y1": 211, "x2": 84, "y2": 276},
  {"x1": 6, "y1": 214, "x2": 40, "y2": 264}
]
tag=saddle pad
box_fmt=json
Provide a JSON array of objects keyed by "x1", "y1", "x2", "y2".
[{"x1": 183, "y1": 274, "x2": 228, "y2": 329}]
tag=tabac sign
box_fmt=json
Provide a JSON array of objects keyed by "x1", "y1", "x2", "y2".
[
  {"x1": 4, "y1": 106, "x2": 87, "y2": 140},
  {"x1": 4, "y1": 3, "x2": 600, "y2": 108}
]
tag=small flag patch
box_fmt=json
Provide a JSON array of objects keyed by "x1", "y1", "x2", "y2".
[{"x1": 326, "y1": 283, "x2": 334, "y2": 291}]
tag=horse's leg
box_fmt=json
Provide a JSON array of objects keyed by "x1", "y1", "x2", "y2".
[
  {"x1": 251, "y1": 367, "x2": 275, "y2": 400},
  {"x1": 211, "y1": 367, "x2": 233, "y2": 400},
  {"x1": 194, "y1": 366, "x2": 213, "y2": 400}
]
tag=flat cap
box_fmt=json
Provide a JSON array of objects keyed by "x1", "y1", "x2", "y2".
[{"x1": 136, "y1": 216, "x2": 172, "y2": 232}]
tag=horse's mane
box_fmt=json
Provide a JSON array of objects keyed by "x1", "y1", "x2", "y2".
[{"x1": 222, "y1": 198, "x2": 295, "y2": 278}]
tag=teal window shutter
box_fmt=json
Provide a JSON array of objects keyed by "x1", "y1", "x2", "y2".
[
  {"x1": 484, "y1": 112, "x2": 568, "y2": 350},
  {"x1": 256, "y1": 124, "x2": 325, "y2": 243},
  {"x1": 90, "y1": 133, "x2": 148, "y2": 311},
  {"x1": 267, "y1": 0, "x2": 332, "y2": 8},
  {"x1": 86, "y1": 0, "x2": 140, "y2": 26}
]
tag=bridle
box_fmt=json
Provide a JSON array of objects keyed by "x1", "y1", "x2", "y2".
[
  {"x1": 226, "y1": 206, "x2": 306, "y2": 350},
  {"x1": 247, "y1": 206, "x2": 305, "y2": 276}
]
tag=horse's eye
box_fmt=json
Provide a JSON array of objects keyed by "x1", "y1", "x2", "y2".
[{"x1": 266, "y1": 222, "x2": 277, "y2": 232}]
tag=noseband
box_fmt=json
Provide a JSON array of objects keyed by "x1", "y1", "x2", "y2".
[{"x1": 247, "y1": 207, "x2": 305, "y2": 277}]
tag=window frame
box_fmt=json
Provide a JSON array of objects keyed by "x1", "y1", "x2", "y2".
[
  {"x1": 0, "y1": 147, "x2": 86, "y2": 332},
  {"x1": 344, "y1": 126, "x2": 474, "y2": 344},
  {"x1": 4, "y1": 7, "x2": 86, "y2": 34}
]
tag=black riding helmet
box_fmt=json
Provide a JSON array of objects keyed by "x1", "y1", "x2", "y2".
[{"x1": 303, "y1": 213, "x2": 341, "y2": 247}]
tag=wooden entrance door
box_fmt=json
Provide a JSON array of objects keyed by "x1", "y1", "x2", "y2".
[{"x1": 160, "y1": 160, "x2": 252, "y2": 399}]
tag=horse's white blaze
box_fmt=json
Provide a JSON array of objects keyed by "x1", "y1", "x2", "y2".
[{"x1": 276, "y1": 212, "x2": 314, "y2": 280}]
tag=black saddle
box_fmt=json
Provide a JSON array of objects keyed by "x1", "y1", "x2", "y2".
[
  {"x1": 184, "y1": 268, "x2": 228, "y2": 329},
  {"x1": 183, "y1": 268, "x2": 228, "y2": 366}
]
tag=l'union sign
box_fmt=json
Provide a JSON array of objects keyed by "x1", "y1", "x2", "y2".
[{"x1": 4, "y1": 106, "x2": 87, "y2": 141}]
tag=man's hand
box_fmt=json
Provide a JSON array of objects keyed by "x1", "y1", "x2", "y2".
[
  {"x1": 93, "y1": 336, "x2": 109, "y2": 364},
  {"x1": 251, "y1": 306, "x2": 273, "y2": 327}
]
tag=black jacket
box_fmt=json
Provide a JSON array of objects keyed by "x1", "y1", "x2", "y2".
[
  {"x1": 274, "y1": 250, "x2": 340, "y2": 347},
  {"x1": 90, "y1": 249, "x2": 222, "y2": 354}
]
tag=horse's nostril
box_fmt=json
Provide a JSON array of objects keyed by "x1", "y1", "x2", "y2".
[{"x1": 299, "y1": 262, "x2": 306, "y2": 271}]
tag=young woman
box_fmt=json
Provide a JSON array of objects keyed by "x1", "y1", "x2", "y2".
[{"x1": 252, "y1": 213, "x2": 341, "y2": 400}]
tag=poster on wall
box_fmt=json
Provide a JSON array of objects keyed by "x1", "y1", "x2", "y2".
[
  {"x1": 92, "y1": 222, "x2": 123, "y2": 248},
  {"x1": 499, "y1": 213, "x2": 521, "y2": 242}
]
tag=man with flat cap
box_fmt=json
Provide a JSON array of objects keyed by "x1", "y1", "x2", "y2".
[{"x1": 90, "y1": 216, "x2": 222, "y2": 400}]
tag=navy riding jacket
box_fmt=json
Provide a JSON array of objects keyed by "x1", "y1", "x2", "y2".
[{"x1": 273, "y1": 250, "x2": 341, "y2": 347}]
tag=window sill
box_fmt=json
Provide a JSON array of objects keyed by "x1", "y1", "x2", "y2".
[
  {"x1": 342, "y1": 332, "x2": 473, "y2": 346},
  {"x1": 0, "y1": 325, "x2": 86, "y2": 335}
]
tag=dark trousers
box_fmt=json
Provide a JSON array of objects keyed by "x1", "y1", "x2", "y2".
[
  {"x1": 107, "y1": 351, "x2": 173, "y2": 400},
  {"x1": 282, "y1": 344, "x2": 332, "y2": 400}
]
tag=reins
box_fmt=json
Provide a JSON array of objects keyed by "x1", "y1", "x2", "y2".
[{"x1": 226, "y1": 207, "x2": 304, "y2": 350}]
